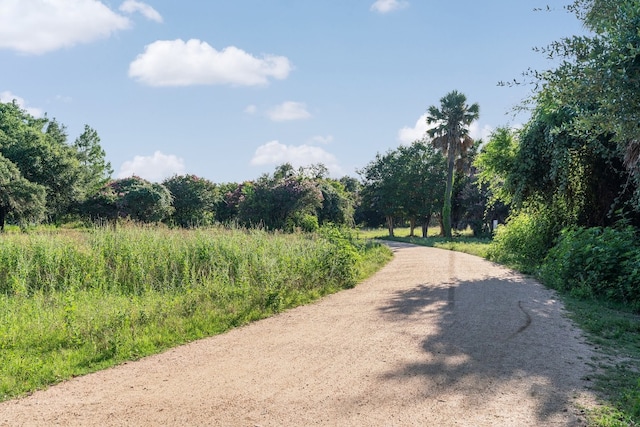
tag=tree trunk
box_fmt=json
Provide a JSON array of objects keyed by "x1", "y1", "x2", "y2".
[
  {"x1": 409, "y1": 217, "x2": 416, "y2": 237},
  {"x1": 386, "y1": 215, "x2": 394, "y2": 237},
  {"x1": 421, "y1": 213, "x2": 431, "y2": 238},
  {"x1": 0, "y1": 206, "x2": 5, "y2": 232},
  {"x1": 442, "y1": 135, "x2": 456, "y2": 238}
]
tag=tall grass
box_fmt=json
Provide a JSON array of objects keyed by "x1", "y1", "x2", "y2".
[{"x1": 0, "y1": 225, "x2": 392, "y2": 401}]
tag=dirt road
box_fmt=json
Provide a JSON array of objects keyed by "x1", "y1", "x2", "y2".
[{"x1": 0, "y1": 242, "x2": 597, "y2": 426}]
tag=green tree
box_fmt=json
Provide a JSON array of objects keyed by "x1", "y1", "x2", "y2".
[
  {"x1": 0, "y1": 101, "x2": 115, "y2": 225},
  {"x1": 163, "y1": 174, "x2": 219, "y2": 228},
  {"x1": 73, "y1": 125, "x2": 112, "y2": 198},
  {"x1": 396, "y1": 141, "x2": 447, "y2": 237},
  {"x1": 316, "y1": 179, "x2": 355, "y2": 226},
  {"x1": 82, "y1": 176, "x2": 173, "y2": 224},
  {"x1": 475, "y1": 128, "x2": 518, "y2": 206},
  {"x1": 426, "y1": 90, "x2": 480, "y2": 237},
  {"x1": 359, "y1": 140, "x2": 446, "y2": 237},
  {"x1": 237, "y1": 167, "x2": 323, "y2": 231},
  {"x1": 0, "y1": 102, "x2": 82, "y2": 223},
  {"x1": 359, "y1": 149, "x2": 404, "y2": 236},
  {"x1": 533, "y1": 0, "x2": 640, "y2": 208},
  {"x1": 0, "y1": 154, "x2": 46, "y2": 231}
]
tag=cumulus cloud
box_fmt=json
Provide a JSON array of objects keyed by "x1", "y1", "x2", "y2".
[
  {"x1": 0, "y1": 0, "x2": 131, "y2": 54},
  {"x1": 0, "y1": 91, "x2": 43, "y2": 117},
  {"x1": 117, "y1": 151, "x2": 186, "y2": 182},
  {"x1": 398, "y1": 114, "x2": 493, "y2": 145},
  {"x1": 397, "y1": 113, "x2": 429, "y2": 144},
  {"x1": 266, "y1": 101, "x2": 311, "y2": 122},
  {"x1": 119, "y1": 0, "x2": 163, "y2": 23},
  {"x1": 370, "y1": 0, "x2": 409, "y2": 13},
  {"x1": 250, "y1": 141, "x2": 342, "y2": 175},
  {"x1": 469, "y1": 122, "x2": 494, "y2": 142},
  {"x1": 128, "y1": 39, "x2": 293, "y2": 87}
]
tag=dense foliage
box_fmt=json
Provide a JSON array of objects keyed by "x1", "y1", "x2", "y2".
[
  {"x1": 359, "y1": 140, "x2": 447, "y2": 236},
  {"x1": 540, "y1": 226, "x2": 640, "y2": 309},
  {"x1": 483, "y1": 1, "x2": 640, "y2": 314},
  {"x1": 218, "y1": 164, "x2": 355, "y2": 232},
  {"x1": 0, "y1": 102, "x2": 112, "y2": 228},
  {"x1": 82, "y1": 176, "x2": 174, "y2": 224},
  {"x1": 163, "y1": 174, "x2": 219, "y2": 228}
]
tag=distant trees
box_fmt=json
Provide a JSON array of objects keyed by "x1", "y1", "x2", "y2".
[
  {"x1": 227, "y1": 164, "x2": 353, "y2": 231},
  {"x1": 0, "y1": 95, "x2": 491, "y2": 235},
  {"x1": 83, "y1": 176, "x2": 173, "y2": 224},
  {"x1": 163, "y1": 174, "x2": 218, "y2": 228},
  {"x1": 73, "y1": 125, "x2": 113, "y2": 199},
  {"x1": 359, "y1": 140, "x2": 446, "y2": 237}
]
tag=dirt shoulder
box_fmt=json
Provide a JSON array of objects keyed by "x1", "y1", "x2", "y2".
[{"x1": 0, "y1": 243, "x2": 597, "y2": 426}]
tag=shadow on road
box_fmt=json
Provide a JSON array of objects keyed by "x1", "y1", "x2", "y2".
[{"x1": 377, "y1": 275, "x2": 594, "y2": 425}]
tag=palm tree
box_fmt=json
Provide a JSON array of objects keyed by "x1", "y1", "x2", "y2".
[{"x1": 426, "y1": 90, "x2": 480, "y2": 237}]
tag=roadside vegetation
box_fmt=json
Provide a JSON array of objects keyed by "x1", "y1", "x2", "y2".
[{"x1": 0, "y1": 225, "x2": 392, "y2": 402}]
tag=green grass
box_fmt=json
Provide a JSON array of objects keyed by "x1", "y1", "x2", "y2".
[
  {"x1": 358, "y1": 226, "x2": 491, "y2": 258},
  {"x1": 0, "y1": 225, "x2": 392, "y2": 402},
  {"x1": 559, "y1": 297, "x2": 640, "y2": 427}
]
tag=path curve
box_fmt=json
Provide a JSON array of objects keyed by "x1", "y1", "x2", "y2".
[{"x1": 0, "y1": 243, "x2": 597, "y2": 426}]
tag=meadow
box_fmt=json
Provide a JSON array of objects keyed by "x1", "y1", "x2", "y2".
[{"x1": 0, "y1": 225, "x2": 392, "y2": 401}]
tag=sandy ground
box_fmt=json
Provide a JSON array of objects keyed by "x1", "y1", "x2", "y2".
[{"x1": 0, "y1": 242, "x2": 598, "y2": 426}]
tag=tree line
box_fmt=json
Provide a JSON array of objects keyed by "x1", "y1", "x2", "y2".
[
  {"x1": 0, "y1": 94, "x2": 491, "y2": 233},
  {"x1": 0, "y1": 101, "x2": 362, "y2": 232},
  {"x1": 3, "y1": 0, "x2": 639, "y2": 253}
]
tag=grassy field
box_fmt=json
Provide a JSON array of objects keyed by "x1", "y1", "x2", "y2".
[{"x1": 0, "y1": 225, "x2": 392, "y2": 402}]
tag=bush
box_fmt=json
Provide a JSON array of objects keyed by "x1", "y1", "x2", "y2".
[
  {"x1": 540, "y1": 226, "x2": 640, "y2": 309},
  {"x1": 487, "y1": 207, "x2": 560, "y2": 273}
]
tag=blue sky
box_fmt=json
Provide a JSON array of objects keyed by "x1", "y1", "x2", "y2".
[{"x1": 1, "y1": 0, "x2": 585, "y2": 183}]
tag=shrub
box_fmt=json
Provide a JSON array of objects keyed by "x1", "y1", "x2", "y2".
[
  {"x1": 487, "y1": 207, "x2": 560, "y2": 273},
  {"x1": 540, "y1": 226, "x2": 640, "y2": 308}
]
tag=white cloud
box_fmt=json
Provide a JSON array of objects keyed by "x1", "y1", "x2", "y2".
[
  {"x1": 0, "y1": 0, "x2": 131, "y2": 54},
  {"x1": 469, "y1": 122, "x2": 494, "y2": 142},
  {"x1": 398, "y1": 113, "x2": 430, "y2": 144},
  {"x1": 117, "y1": 151, "x2": 186, "y2": 182},
  {"x1": 370, "y1": 0, "x2": 409, "y2": 13},
  {"x1": 250, "y1": 141, "x2": 342, "y2": 175},
  {"x1": 119, "y1": 0, "x2": 163, "y2": 23},
  {"x1": 128, "y1": 39, "x2": 293, "y2": 87},
  {"x1": 244, "y1": 104, "x2": 257, "y2": 114},
  {"x1": 0, "y1": 91, "x2": 43, "y2": 117},
  {"x1": 266, "y1": 101, "x2": 311, "y2": 122}
]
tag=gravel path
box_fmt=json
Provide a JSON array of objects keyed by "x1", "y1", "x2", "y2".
[{"x1": 0, "y1": 242, "x2": 597, "y2": 426}]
